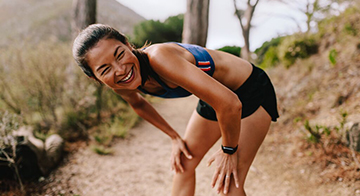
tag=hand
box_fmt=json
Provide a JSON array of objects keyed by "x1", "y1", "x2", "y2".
[
  {"x1": 170, "y1": 137, "x2": 193, "y2": 173},
  {"x1": 207, "y1": 149, "x2": 240, "y2": 194}
]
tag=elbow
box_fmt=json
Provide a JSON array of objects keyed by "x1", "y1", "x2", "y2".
[{"x1": 217, "y1": 93, "x2": 242, "y2": 116}]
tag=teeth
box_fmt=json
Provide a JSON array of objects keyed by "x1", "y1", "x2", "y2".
[{"x1": 121, "y1": 68, "x2": 133, "y2": 82}]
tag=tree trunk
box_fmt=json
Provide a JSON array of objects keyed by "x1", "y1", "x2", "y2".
[
  {"x1": 182, "y1": 0, "x2": 210, "y2": 47},
  {"x1": 233, "y1": 0, "x2": 259, "y2": 61},
  {"x1": 72, "y1": 0, "x2": 97, "y2": 34},
  {"x1": 71, "y1": 0, "x2": 102, "y2": 123}
]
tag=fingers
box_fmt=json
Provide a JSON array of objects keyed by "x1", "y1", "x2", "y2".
[
  {"x1": 175, "y1": 154, "x2": 184, "y2": 173},
  {"x1": 233, "y1": 169, "x2": 240, "y2": 188},
  {"x1": 211, "y1": 169, "x2": 219, "y2": 188},
  {"x1": 215, "y1": 172, "x2": 225, "y2": 194},
  {"x1": 170, "y1": 156, "x2": 175, "y2": 172},
  {"x1": 223, "y1": 173, "x2": 231, "y2": 194},
  {"x1": 180, "y1": 146, "x2": 193, "y2": 160}
]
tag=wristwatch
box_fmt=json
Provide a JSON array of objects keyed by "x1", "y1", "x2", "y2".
[{"x1": 221, "y1": 145, "x2": 238, "y2": 155}]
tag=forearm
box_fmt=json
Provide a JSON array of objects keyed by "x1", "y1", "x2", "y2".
[
  {"x1": 216, "y1": 101, "x2": 242, "y2": 148},
  {"x1": 131, "y1": 98, "x2": 180, "y2": 140}
]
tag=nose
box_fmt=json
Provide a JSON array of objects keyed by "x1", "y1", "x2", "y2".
[{"x1": 114, "y1": 63, "x2": 126, "y2": 76}]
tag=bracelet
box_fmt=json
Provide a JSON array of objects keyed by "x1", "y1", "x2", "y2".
[{"x1": 221, "y1": 145, "x2": 238, "y2": 155}]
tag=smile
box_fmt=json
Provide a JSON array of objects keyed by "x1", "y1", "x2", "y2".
[{"x1": 118, "y1": 67, "x2": 134, "y2": 83}]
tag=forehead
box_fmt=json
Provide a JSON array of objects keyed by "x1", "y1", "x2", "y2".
[
  {"x1": 86, "y1": 39, "x2": 126, "y2": 67},
  {"x1": 89, "y1": 38, "x2": 125, "y2": 56}
]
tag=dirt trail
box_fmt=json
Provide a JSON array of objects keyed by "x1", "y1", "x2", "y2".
[{"x1": 41, "y1": 96, "x2": 359, "y2": 196}]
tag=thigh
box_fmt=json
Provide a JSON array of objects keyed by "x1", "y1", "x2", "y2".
[{"x1": 181, "y1": 110, "x2": 222, "y2": 171}]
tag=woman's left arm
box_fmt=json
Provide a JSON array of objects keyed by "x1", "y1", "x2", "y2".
[{"x1": 149, "y1": 46, "x2": 241, "y2": 193}]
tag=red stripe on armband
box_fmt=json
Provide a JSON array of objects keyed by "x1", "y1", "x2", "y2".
[
  {"x1": 198, "y1": 61, "x2": 210, "y2": 66},
  {"x1": 199, "y1": 66, "x2": 211, "y2": 71}
]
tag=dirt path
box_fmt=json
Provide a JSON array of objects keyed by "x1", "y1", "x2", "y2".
[{"x1": 40, "y1": 96, "x2": 359, "y2": 196}]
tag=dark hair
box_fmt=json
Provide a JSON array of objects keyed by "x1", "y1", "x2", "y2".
[{"x1": 72, "y1": 24, "x2": 152, "y2": 85}]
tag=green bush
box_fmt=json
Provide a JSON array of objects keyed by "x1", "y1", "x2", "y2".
[
  {"x1": 217, "y1": 46, "x2": 241, "y2": 56},
  {"x1": 132, "y1": 14, "x2": 184, "y2": 47},
  {"x1": 328, "y1": 49, "x2": 337, "y2": 66},
  {"x1": 278, "y1": 34, "x2": 319, "y2": 68},
  {"x1": 258, "y1": 46, "x2": 280, "y2": 69},
  {"x1": 255, "y1": 36, "x2": 283, "y2": 65}
]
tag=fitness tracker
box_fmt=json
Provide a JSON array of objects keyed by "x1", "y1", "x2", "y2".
[{"x1": 221, "y1": 145, "x2": 238, "y2": 155}]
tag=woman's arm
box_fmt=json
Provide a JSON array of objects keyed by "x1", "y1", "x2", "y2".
[
  {"x1": 119, "y1": 90, "x2": 179, "y2": 139},
  {"x1": 114, "y1": 89, "x2": 193, "y2": 172},
  {"x1": 148, "y1": 46, "x2": 242, "y2": 148},
  {"x1": 148, "y1": 45, "x2": 242, "y2": 192}
]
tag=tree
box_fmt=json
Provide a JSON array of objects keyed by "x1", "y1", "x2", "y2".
[
  {"x1": 72, "y1": 0, "x2": 97, "y2": 34},
  {"x1": 233, "y1": 0, "x2": 260, "y2": 61},
  {"x1": 182, "y1": 0, "x2": 210, "y2": 47},
  {"x1": 72, "y1": 0, "x2": 102, "y2": 122},
  {"x1": 276, "y1": 0, "x2": 355, "y2": 33}
]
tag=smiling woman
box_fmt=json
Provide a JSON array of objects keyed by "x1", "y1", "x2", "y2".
[{"x1": 72, "y1": 24, "x2": 279, "y2": 196}]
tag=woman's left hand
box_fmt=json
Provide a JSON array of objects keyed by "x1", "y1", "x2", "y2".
[
  {"x1": 170, "y1": 136, "x2": 193, "y2": 173},
  {"x1": 207, "y1": 149, "x2": 240, "y2": 194}
]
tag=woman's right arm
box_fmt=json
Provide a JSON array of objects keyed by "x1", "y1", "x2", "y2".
[
  {"x1": 114, "y1": 89, "x2": 192, "y2": 172},
  {"x1": 116, "y1": 90, "x2": 179, "y2": 139}
]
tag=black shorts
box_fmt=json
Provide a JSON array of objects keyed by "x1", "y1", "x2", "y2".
[{"x1": 196, "y1": 64, "x2": 279, "y2": 122}]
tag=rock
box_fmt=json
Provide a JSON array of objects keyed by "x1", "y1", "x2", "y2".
[{"x1": 346, "y1": 122, "x2": 360, "y2": 152}]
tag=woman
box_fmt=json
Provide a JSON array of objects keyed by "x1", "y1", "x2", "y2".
[{"x1": 72, "y1": 24, "x2": 279, "y2": 196}]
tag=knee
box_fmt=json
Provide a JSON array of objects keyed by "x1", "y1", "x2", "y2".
[{"x1": 179, "y1": 154, "x2": 201, "y2": 175}]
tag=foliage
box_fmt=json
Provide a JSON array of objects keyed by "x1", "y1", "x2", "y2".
[
  {"x1": 217, "y1": 46, "x2": 241, "y2": 56},
  {"x1": 318, "y1": 7, "x2": 360, "y2": 38},
  {"x1": 255, "y1": 36, "x2": 284, "y2": 66},
  {"x1": 303, "y1": 111, "x2": 348, "y2": 155},
  {"x1": 132, "y1": 14, "x2": 184, "y2": 47},
  {"x1": 0, "y1": 112, "x2": 22, "y2": 149},
  {"x1": 0, "y1": 111, "x2": 24, "y2": 192},
  {"x1": 90, "y1": 145, "x2": 114, "y2": 155},
  {"x1": 277, "y1": 34, "x2": 319, "y2": 68},
  {"x1": 0, "y1": 39, "x2": 135, "y2": 142},
  {"x1": 328, "y1": 48, "x2": 337, "y2": 65},
  {"x1": 91, "y1": 105, "x2": 139, "y2": 155},
  {"x1": 258, "y1": 46, "x2": 280, "y2": 69}
]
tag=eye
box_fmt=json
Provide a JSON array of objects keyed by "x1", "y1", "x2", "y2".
[
  {"x1": 117, "y1": 50, "x2": 125, "y2": 61},
  {"x1": 101, "y1": 67, "x2": 110, "y2": 76}
]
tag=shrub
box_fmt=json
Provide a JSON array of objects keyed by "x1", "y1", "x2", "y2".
[
  {"x1": 132, "y1": 14, "x2": 184, "y2": 47},
  {"x1": 328, "y1": 48, "x2": 337, "y2": 66},
  {"x1": 258, "y1": 46, "x2": 280, "y2": 69},
  {"x1": 217, "y1": 46, "x2": 241, "y2": 56},
  {"x1": 255, "y1": 36, "x2": 284, "y2": 66},
  {"x1": 278, "y1": 34, "x2": 319, "y2": 68},
  {"x1": 0, "y1": 111, "x2": 24, "y2": 191},
  {"x1": 0, "y1": 38, "x2": 134, "y2": 141}
]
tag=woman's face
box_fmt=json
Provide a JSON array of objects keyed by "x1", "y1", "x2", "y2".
[{"x1": 87, "y1": 38, "x2": 141, "y2": 90}]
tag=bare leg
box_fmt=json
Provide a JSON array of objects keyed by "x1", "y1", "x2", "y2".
[
  {"x1": 222, "y1": 106, "x2": 272, "y2": 196},
  {"x1": 171, "y1": 111, "x2": 221, "y2": 196}
]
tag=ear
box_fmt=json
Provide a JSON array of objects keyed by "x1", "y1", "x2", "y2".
[{"x1": 89, "y1": 76, "x2": 97, "y2": 81}]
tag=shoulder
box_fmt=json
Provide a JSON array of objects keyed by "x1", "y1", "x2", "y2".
[
  {"x1": 144, "y1": 43, "x2": 195, "y2": 68},
  {"x1": 144, "y1": 43, "x2": 180, "y2": 57}
]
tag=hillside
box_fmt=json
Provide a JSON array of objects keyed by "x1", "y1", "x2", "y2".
[
  {"x1": 266, "y1": 7, "x2": 360, "y2": 187},
  {"x1": 0, "y1": 0, "x2": 145, "y2": 47}
]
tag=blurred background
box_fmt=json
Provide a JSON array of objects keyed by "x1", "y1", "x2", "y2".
[{"x1": 1, "y1": 0, "x2": 360, "y2": 195}]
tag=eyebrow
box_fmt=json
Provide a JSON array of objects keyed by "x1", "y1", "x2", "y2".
[{"x1": 95, "y1": 46, "x2": 122, "y2": 73}]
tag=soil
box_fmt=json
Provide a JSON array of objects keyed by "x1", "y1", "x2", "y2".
[{"x1": 21, "y1": 95, "x2": 360, "y2": 196}]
